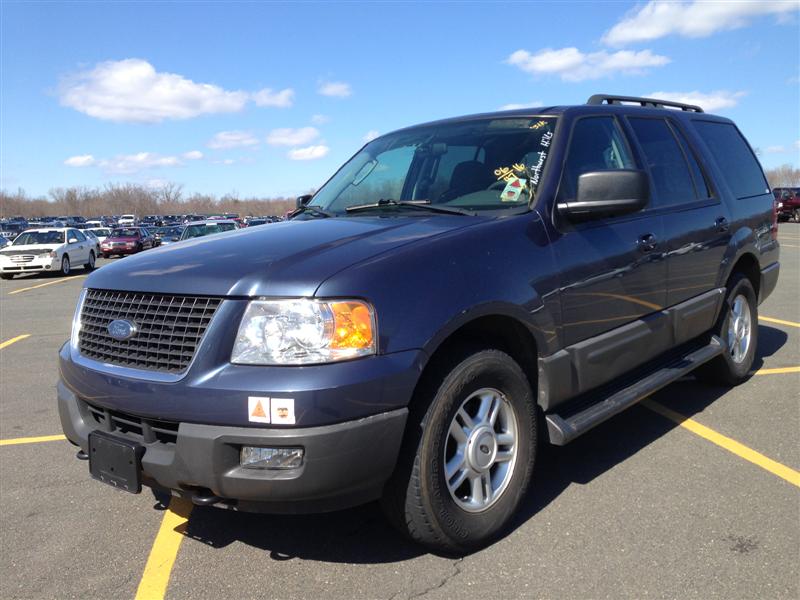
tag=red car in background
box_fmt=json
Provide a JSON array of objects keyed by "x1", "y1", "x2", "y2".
[
  {"x1": 100, "y1": 227, "x2": 155, "y2": 258},
  {"x1": 773, "y1": 188, "x2": 800, "y2": 222}
]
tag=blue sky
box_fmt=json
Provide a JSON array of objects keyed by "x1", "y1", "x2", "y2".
[{"x1": 2, "y1": 1, "x2": 798, "y2": 198}]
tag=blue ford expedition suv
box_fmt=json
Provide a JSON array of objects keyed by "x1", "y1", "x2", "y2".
[{"x1": 59, "y1": 95, "x2": 780, "y2": 552}]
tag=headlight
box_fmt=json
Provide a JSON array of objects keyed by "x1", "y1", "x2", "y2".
[
  {"x1": 70, "y1": 289, "x2": 88, "y2": 350},
  {"x1": 231, "y1": 298, "x2": 376, "y2": 365}
]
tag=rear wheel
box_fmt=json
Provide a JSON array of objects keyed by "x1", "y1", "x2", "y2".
[
  {"x1": 696, "y1": 273, "x2": 757, "y2": 385},
  {"x1": 1, "y1": 274, "x2": 13, "y2": 280},
  {"x1": 60, "y1": 255, "x2": 71, "y2": 276},
  {"x1": 382, "y1": 348, "x2": 536, "y2": 553},
  {"x1": 793, "y1": 208, "x2": 800, "y2": 223},
  {"x1": 84, "y1": 251, "x2": 95, "y2": 271}
]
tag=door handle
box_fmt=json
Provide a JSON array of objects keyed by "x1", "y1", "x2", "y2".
[
  {"x1": 638, "y1": 233, "x2": 658, "y2": 252},
  {"x1": 715, "y1": 217, "x2": 729, "y2": 233}
]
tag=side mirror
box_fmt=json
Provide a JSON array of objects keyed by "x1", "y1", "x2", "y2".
[
  {"x1": 558, "y1": 170, "x2": 649, "y2": 222},
  {"x1": 68, "y1": 238, "x2": 78, "y2": 244},
  {"x1": 296, "y1": 194, "x2": 313, "y2": 209}
]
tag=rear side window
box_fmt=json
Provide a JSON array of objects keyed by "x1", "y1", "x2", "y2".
[
  {"x1": 628, "y1": 118, "x2": 696, "y2": 207},
  {"x1": 693, "y1": 121, "x2": 769, "y2": 199},
  {"x1": 558, "y1": 117, "x2": 635, "y2": 202},
  {"x1": 671, "y1": 125, "x2": 712, "y2": 199}
]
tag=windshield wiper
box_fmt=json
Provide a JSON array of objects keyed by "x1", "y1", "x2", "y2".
[
  {"x1": 345, "y1": 199, "x2": 472, "y2": 216},
  {"x1": 289, "y1": 205, "x2": 334, "y2": 219}
]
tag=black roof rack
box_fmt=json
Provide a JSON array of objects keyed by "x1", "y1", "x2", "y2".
[{"x1": 587, "y1": 94, "x2": 704, "y2": 113}]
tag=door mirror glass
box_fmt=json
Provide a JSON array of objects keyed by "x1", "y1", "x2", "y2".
[
  {"x1": 296, "y1": 194, "x2": 313, "y2": 209},
  {"x1": 558, "y1": 169, "x2": 649, "y2": 221},
  {"x1": 68, "y1": 238, "x2": 78, "y2": 244}
]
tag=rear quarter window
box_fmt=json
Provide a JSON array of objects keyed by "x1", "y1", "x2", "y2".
[{"x1": 692, "y1": 121, "x2": 769, "y2": 199}]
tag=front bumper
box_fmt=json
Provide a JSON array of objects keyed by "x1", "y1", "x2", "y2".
[
  {"x1": 58, "y1": 380, "x2": 408, "y2": 512},
  {"x1": 0, "y1": 256, "x2": 59, "y2": 273},
  {"x1": 101, "y1": 245, "x2": 138, "y2": 255}
]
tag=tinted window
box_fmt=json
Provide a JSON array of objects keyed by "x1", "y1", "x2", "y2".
[
  {"x1": 70, "y1": 229, "x2": 87, "y2": 242},
  {"x1": 671, "y1": 125, "x2": 711, "y2": 199},
  {"x1": 693, "y1": 121, "x2": 768, "y2": 199},
  {"x1": 628, "y1": 118, "x2": 696, "y2": 207},
  {"x1": 13, "y1": 231, "x2": 65, "y2": 245},
  {"x1": 558, "y1": 117, "x2": 634, "y2": 202}
]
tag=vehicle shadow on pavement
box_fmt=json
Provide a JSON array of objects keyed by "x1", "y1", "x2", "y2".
[{"x1": 176, "y1": 326, "x2": 787, "y2": 561}]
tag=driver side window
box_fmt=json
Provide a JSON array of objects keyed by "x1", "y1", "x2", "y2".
[
  {"x1": 330, "y1": 146, "x2": 416, "y2": 210},
  {"x1": 558, "y1": 117, "x2": 634, "y2": 203}
]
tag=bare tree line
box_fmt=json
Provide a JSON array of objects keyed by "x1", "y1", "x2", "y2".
[
  {"x1": 2, "y1": 165, "x2": 799, "y2": 219},
  {"x1": 0, "y1": 183, "x2": 301, "y2": 219}
]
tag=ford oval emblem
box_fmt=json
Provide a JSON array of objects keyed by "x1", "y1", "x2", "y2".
[{"x1": 107, "y1": 319, "x2": 137, "y2": 341}]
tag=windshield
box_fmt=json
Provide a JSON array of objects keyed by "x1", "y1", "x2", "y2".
[
  {"x1": 110, "y1": 228, "x2": 139, "y2": 238},
  {"x1": 13, "y1": 231, "x2": 64, "y2": 245},
  {"x1": 92, "y1": 228, "x2": 110, "y2": 236},
  {"x1": 181, "y1": 224, "x2": 223, "y2": 240},
  {"x1": 310, "y1": 117, "x2": 557, "y2": 215}
]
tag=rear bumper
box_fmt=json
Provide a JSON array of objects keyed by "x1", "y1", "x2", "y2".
[
  {"x1": 58, "y1": 380, "x2": 408, "y2": 513},
  {"x1": 759, "y1": 261, "x2": 780, "y2": 304}
]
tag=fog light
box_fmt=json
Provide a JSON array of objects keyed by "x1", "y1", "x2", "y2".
[{"x1": 240, "y1": 446, "x2": 304, "y2": 470}]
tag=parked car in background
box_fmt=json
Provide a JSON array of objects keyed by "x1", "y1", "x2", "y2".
[
  {"x1": 118, "y1": 214, "x2": 137, "y2": 226},
  {"x1": 1, "y1": 221, "x2": 28, "y2": 240},
  {"x1": 153, "y1": 226, "x2": 183, "y2": 245},
  {"x1": 773, "y1": 187, "x2": 800, "y2": 222},
  {"x1": 100, "y1": 227, "x2": 154, "y2": 258},
  {"x1": 83, "y1": 230, "x2": 102, "y2": 255},
  {"x1": 178, "y1": 219, "x2": 238, "y2": 241},
  {"x1": 0, "y1": 227, "x2": 96, "y2": 278},
  {"x1": 85, "y1": 220, "x2": 105, "y2": 228},
  {"x1": 0, "y1": 237, "x2": 9, "y2": 250},
  {"x1": 245, "y1": 218, "x2": 268, "y2": 227},
  {"x1": 88, "y1": 227, "x2": 112, "y2": 243}
]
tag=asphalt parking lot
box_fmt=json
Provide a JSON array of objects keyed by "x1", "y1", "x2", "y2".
[{"x1": 0, "y1": 230, "x2": 798, "y2": 600}]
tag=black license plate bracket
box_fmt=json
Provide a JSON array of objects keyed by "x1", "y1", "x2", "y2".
[{"x1": 88, "y1": 430, "x2": 144, "y2": 494}]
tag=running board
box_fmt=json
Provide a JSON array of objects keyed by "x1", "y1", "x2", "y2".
[{"x1": 545, "y1": 336, "x2": 725, "y2": 446}]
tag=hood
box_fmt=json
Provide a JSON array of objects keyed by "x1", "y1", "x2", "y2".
[
  {"x1": 104, "y1": 236, "x2": 139, "y2": 242},
  {"x1": 1, "y1": 245, "x2": 57, "y2": 254},
  {"x1": 86, "y1": 216, "x2": 482, "y2": 297}
]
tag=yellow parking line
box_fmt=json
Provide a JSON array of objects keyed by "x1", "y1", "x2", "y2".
[
  {"x1": 7, "y1": 275, "x2": 87, "y2": 295},
  {"x1": 781, "y1": 243, "x2": 800, "y2": 248},
  {"x1": 759, "y1": 316, "x2": 800, "y2": 328},
  {"x1": 0, "y1": 434, "x2": 66, "y2": 446},
  {"x1": 753, "y1": 366, "x2": 800, "y2": 376},
  {"x1": 135, "y1": 498, "x2": 193, "y2": 600},
  {"x1": 0, "y1": 334, "x2": 31, "y2": 350},
  {"x1": 642, "y1": 399, "x2": 800, "y2": 488}
]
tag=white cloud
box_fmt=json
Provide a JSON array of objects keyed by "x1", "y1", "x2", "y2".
[
  {"x1": 59, "y1": 59, "x2": 249, "y2": 123},
  {"x1": 145, "y1": 178, "x2": 171, "y2": 189},
  {"x1": 182, "y1": 150, "x2": 204, "y2": 160},
  {"x1": 603, "y1": 1, "x2": 799, "y2": 46},
  {"x1": 311, "y1": 114, "x2": 330, "y2": 124},
  {"x1": 765, "y1": 145, "x2": 787, "y2": 154},
  {"x1": 288, "y1": 145, "x2": 330, "y2": 160},
  {"x1": 499, "y1": 100, "x2": 544, "y2": 110},
  {"x1": 207, "y1": 130, "x2": 260, "y2": 149},
  {"x1": 318, "y1": 81, "x2": 352, "y2": 98},
  {"x1": 64, "y1": 154, "x2": 96, "y2": 167},
  {"x1": 267, "y1": 127, "x2": 320, "y2": 146},
  {"x1": 648, "y1": 90, "x2": 746, "y2": 112},
  {"x1": 212, "y1": 158, "x2": 237, "y2": 165},
  {"x1": 363, "y1": 130, "x2": 380, "y2": 143},
  {"x1": 252, "y1": 87, "x2": 294, "y2": 108},
  {"x1": 795, "y1": 140, "x2": 800, "y2": 149},
  {"x1": 507, "y1": 47, "x2": 669, "y2": 82}
]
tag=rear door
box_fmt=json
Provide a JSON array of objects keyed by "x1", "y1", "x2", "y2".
[
  {"x1": 68, "y1": 229, "x2": 90, "y2": 263},
  {"x1": 625, "y1": 117, "x2": 731, "y2": 322}
]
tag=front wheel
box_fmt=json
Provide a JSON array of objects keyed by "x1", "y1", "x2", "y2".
[
  {"x1": 793, "y1": 208, "x2": 800, "y2": 223},
  {"x1": 84, "y1": 252, "x2": 95, "y2": 271},
  {"x1": 696, "y1": 273, "x2": 757, "y2": 385},
  {"x1": 1, "y1": 274, "x2": 13, "y2": 280},
  {"x1": 60, "y1": 255, "x2": 70, "y2": 276},
  {"x1": 382, "y1": 348, "x2": 536, "y2": 553}
]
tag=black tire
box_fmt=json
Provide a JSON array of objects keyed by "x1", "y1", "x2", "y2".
[
  {"x1": 1, "y1": 274, "x2": 13, "y2": 280},
  {"x1": 696, "y1": 273, "x2": 758, "y2": 386},
  {"x1": 793, "y1": 208, "x2": 800, "y2": 223},
  {"x1": 382, "y1": 348, "x2": 536, "y2": 553},
  {"x1": 102, "y1": 253, "x2": 110, "y2": 259},
  {"x1": 84, "y1": 251, "x2": 95, "y2": 271},
  {"x1": 60, "y1": 255, "x2": 70, "y2": 276}
]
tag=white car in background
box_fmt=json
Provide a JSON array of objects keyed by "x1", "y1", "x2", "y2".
[
  {"x1": 88, "y1": 227, "x2": 112, "y2": 243},
  {"x1": 0, "y1": 228, "x2": 97, "y2": 280},
  {"x1": 118, "y1": 214, "x2": 136, "y2": 226}
]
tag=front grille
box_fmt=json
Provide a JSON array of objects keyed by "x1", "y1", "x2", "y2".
[
  {"x1": 85, "y1": 401, "x2": 179, "y2": 444},
  {"x1": 79, "y1": 289, "x2": 222, "y2": 373}
]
